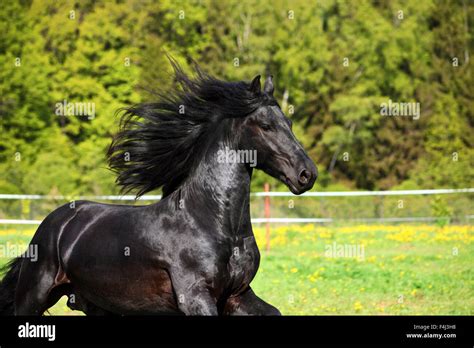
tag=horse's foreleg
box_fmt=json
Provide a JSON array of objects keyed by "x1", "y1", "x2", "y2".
[
  {"x1": 170, "y1": 275, "x2": 218, "y2": 315},
  {"x1": 223, "y1": 287, "x2": 281, "y2": 316},
  {"x1": 174, "y1": 288, "x2": 217, "y2": 315},
  {"x1": 66, "y1": 291, "x2": 117, "y2": 316}
]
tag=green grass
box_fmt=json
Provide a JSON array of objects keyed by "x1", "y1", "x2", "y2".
[
  {"x1": 252, "y1": 224, "x2": 474, "y2": 315},
  {"x1": 1, "y1": 224, "x2": 473, "y2": 315}
]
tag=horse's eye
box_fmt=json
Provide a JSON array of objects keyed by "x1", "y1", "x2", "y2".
[{"x1": 260, "y1": 123, "x2": 271, "y2": 131}]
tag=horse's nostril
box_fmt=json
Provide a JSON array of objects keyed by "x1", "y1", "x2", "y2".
[{"x1": 298, "y1": 169, "x2": 311, "y2": 185}]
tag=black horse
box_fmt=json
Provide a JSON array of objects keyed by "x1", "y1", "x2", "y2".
[{"x1": 0, "y1": 60, "x2": 317, "y2": 315}]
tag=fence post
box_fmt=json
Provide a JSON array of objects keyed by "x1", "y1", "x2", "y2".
[{"x1": 264, "y1": 183, "x2": 271, "y2": 252}]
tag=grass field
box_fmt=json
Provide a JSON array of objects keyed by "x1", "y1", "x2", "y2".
[{"x1": 1, "y1": 224, "x2": 473, "y2": 315}]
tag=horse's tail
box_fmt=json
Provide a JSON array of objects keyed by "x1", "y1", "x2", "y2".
[{"x1": 0, "y1": 257, "x2": 22, "y2": 315}]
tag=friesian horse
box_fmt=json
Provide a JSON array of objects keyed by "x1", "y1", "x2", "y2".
[{"x1": 0, "y1": 59, "x2": 317, "y2": 315}]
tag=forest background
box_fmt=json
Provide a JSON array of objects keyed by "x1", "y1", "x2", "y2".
[{"x1": 1, "y1": 0, "x2": 472, "y2": 197}]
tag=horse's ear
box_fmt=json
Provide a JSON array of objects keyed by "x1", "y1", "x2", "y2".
[
  {"x1": 264, "y1": 75, "x2": 274, "y2": 95},
  {"x1": 249, "y1": 75, "x2": 261, "y2": 94}
]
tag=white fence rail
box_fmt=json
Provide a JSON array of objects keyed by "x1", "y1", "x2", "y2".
[
  {"x1": 254, "y1": 188, "x2": 474, "y2": 197},
  {"x1": 0, "y1": 219, "x2": 43, "y2": 225},
  {"x1": 2, "y1": 216, "x2": 473, "y2": 226},
  {"x1": 0, "y1": 188, "x2": 472, "y2": 225},
  {"x1": 0, "y1": 188, "x2": 473, "y2": 201}
]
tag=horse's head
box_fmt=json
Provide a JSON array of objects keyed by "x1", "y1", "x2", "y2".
[
  {"x1": 239, "y1": 75, "x2": 317, "y2": 195},
  {"x1": 109, "y1": 59, "x2": 317, "y2": 198}
]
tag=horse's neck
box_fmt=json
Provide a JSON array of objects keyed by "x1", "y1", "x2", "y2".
[{"x1": 184, "y1": 142, "x2": 253, "y2": 238}]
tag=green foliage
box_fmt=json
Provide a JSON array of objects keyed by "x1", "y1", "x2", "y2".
[
  {"x1": 430, "y1": 196, "x2": 453, "y2": 227},
  {"x1": 0, "y1": 0, "x2": 472, "y2": 196}
]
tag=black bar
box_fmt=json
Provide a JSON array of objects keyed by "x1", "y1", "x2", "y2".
[{"x1": 0, "y1": 316, "x2": 472, "y2": 346}]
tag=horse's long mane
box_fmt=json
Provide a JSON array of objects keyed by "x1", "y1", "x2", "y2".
[{"x1": 107, "y1": 58, "x2": 264, "y2": 198}]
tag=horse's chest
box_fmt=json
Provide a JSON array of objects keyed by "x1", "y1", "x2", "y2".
[{"x1": 227, "y1": 236, "x2": 260, "y2": 291}]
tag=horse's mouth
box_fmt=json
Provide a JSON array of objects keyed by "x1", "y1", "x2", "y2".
[{"x1": 284, "y1": 177, "x2": 303, "y2": 195}]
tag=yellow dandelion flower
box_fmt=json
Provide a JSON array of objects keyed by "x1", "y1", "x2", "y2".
[
  {"x1": 393, "y1": 254, "x2": 406, "y2": 261},
  {"x1": 354, "y1": 301, "x2": 363, "y2": 311},
  {"x1": 367, "y1": 256, "x2": 377, "y2": 263}
]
